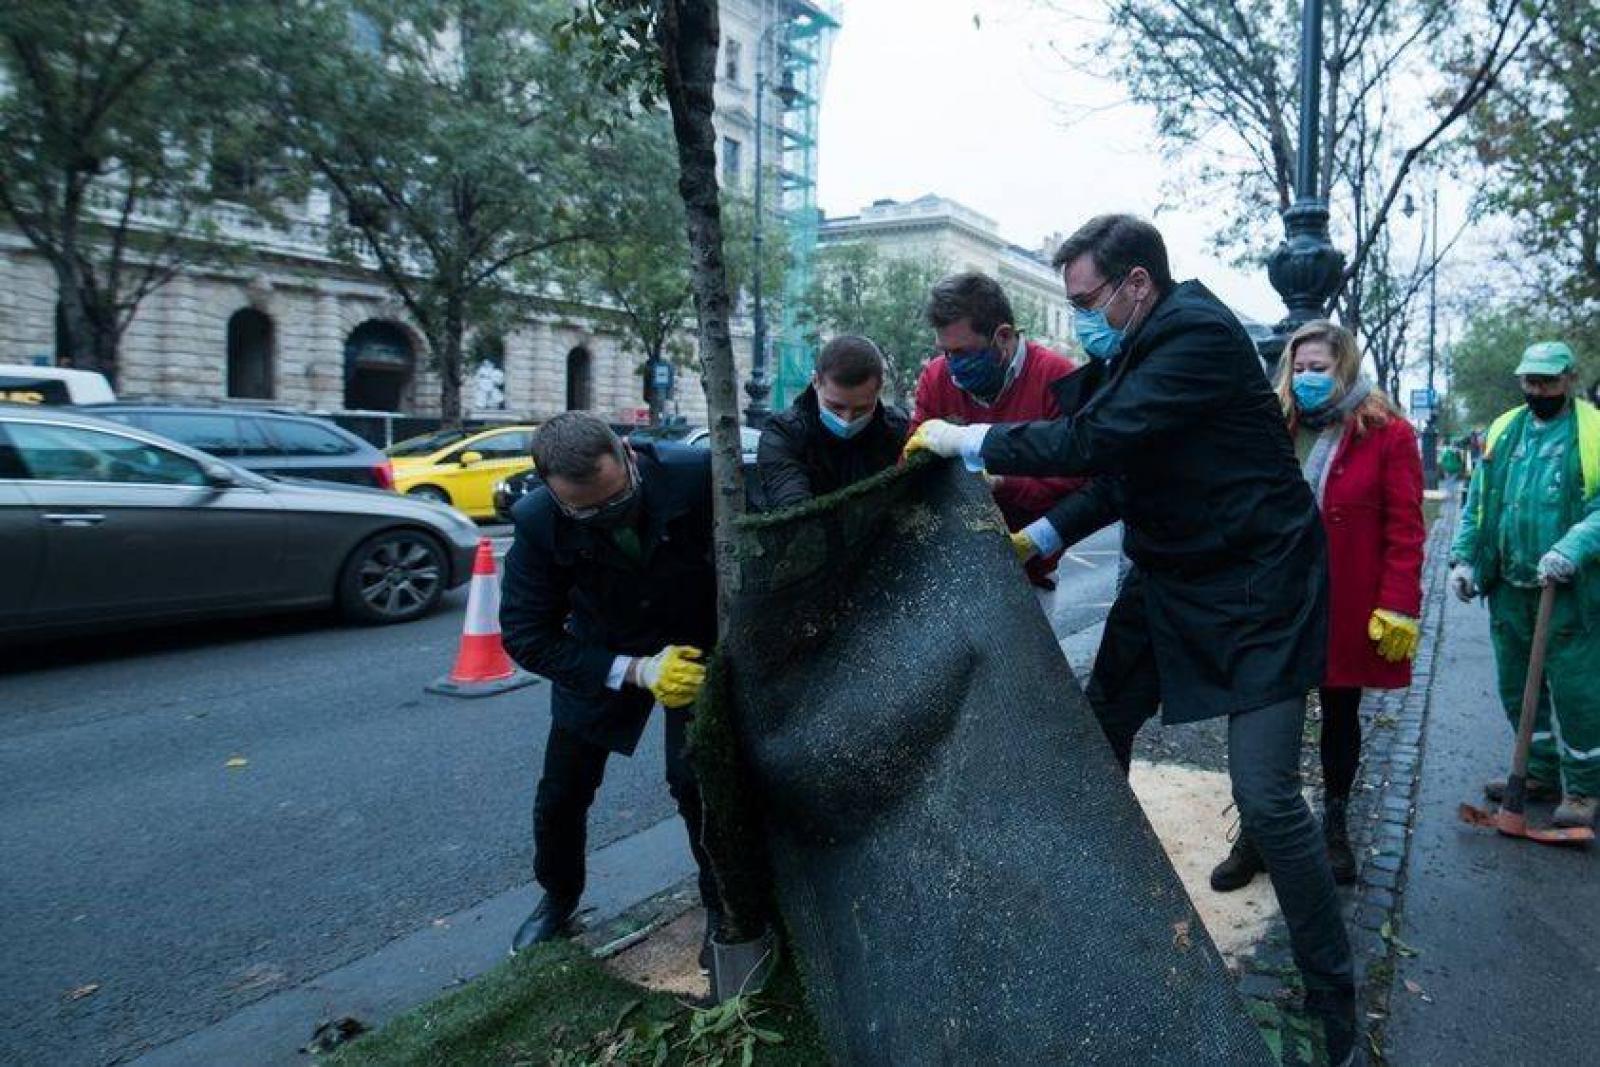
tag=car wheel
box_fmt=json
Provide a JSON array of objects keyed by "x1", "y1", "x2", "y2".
[
  {"x1": 338, "y1": 529, "x2": 448, "y2": 625},
  {"x1": 407, "y1": 484, "x2": 450, "y2": 505}
]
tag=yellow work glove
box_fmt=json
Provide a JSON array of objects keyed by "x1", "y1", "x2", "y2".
[
  {"x1": 1009, "y1": 529, "x2": 1037, "y2": 561},
  {"x1": 1367, "y1": 610, "x2": 1419, "y2": 663},
  {"x1": 634, "y1": 645, "x2": 706, "y2": 709}
]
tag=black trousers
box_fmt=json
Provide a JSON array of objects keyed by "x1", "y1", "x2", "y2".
[
  {"x1": 1085, "y1": 575, "x2": 1354, "y2": 999},
  {"x1": 532, "y1": 708, "x2": 719, "y2": 909},
  {"x1": 1318, "y1": 686, "x2": 1363, "y2": 801}
]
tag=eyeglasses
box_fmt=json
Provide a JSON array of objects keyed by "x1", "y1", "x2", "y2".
[
  {"x1": 554, "y1": 453, "x2": 638, "y2": 522},
  {"x1": 1066, "y1": 275, "x2": 1124, "y2": 313}
]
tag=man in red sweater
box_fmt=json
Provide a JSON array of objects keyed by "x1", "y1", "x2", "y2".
[{"x1": 910, "y1": 271, "x2": 1085, "y2": 588}]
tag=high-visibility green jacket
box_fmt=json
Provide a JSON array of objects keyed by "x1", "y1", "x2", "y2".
[{"x1": 1453, "y1": 399, "x2": 1600, "y2": 625}]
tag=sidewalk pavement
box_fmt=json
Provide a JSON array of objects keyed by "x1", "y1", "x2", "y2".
[{"x1": 1384, "y1": 567, "x2": 1600, "y2": 1064}]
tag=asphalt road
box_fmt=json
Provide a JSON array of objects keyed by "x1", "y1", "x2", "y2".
[
  {"x1": 1385, "y1": 579, "x2": 1600, "y2": 1064},
  {"x1": 0, "y1": 521, "x2": 1123, "y2": 1067},
  {"x1": 0, "y1": 535, "x2": 682, "y2": 1067}
]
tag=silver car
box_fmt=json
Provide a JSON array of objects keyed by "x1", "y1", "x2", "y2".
[{"x1": 0, "y1": 404, "x2": 480, "y2": 640}]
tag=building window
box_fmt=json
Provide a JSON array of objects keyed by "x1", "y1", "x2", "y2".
[
  {"x1": 226, "y1": 308, "x2": 275, "y2": 399},
  {"x1": 725, "y1": 38, "x2": 742, "y2": 84},
  {"x1": 566, "y1": 346, "x2": 593, "y2": 411},
  {"x1": 343, "y1": 320, "x2": 415, "y2": 412},
  {"x1": 722, "y1": 137, "x2": 742, "y2": 188}
]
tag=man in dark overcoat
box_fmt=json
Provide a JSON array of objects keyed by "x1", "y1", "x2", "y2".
[
  {"x1": 908, "y1": 214, "x2": 1359, "y2": 1065},
  {"x1": 500, "y1": 413, "x2": 719, "y2": 956}
]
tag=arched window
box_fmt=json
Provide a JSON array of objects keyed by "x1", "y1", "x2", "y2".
[
  {"x1": 566, "y1": 346, "x2": 593, "y2": 411},
  {"x1": 226, "y1": 308, "x2": 275, "y2": 398},
  {"x1": 343, "y1": 320, "x2": 415, "y2": 412}
]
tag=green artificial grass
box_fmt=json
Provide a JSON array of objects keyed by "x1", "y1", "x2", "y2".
[
  {"x1": 326, "y1": 941, "x2": 827, "y2": 1067},
  {"x1": 736, "y1": 449, "x2": 935, "y2": 532}
]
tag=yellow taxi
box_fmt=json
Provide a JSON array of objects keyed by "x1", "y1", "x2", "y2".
[{"x1": 388, "y1": 424, "x2": 539, "y2": 519}]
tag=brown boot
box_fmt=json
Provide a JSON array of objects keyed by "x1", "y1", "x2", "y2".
[
  {"x1": 1483, "y1": 777, "x2": 1559, "y2": 803},
  {"x1": 1552, "y1": 795, "x2": 1598, "y2": 828}
]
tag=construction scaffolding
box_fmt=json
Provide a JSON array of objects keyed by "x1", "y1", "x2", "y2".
[{"x1": 766, "y1": 0, "x2": 839, "y2": 409}]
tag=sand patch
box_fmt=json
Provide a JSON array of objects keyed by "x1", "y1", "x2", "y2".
[
  {"x1": 1130, "y1": 759, "x2": 1280, "y2": 965},
  {"x1": 603, "y1": 908, "x2": 709, "y2": 998}
]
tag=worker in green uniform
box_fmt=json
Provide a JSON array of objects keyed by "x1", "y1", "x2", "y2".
[{"x1": 1450, "y1": 340, "x2": 1600, "y2": 828}]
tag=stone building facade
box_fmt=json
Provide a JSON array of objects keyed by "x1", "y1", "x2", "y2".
[
  {"x1": 817, "y1": 195, "x2": 1079, "y2": 353},
  {"x1": 0, "y1": 0, "x2": 820, "y2": 428}
]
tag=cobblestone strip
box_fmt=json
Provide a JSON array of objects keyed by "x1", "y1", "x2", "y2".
[{"x1": 1343, "y1": 499, "x2": 1455, "y2": 1063}]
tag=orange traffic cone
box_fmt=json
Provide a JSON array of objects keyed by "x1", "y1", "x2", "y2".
[{"x1": 427, "y1": 538, "x2": 539, "y2": 698}]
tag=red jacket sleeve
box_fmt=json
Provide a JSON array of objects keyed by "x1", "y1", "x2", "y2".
[
  {"x1": 909, "y1": 363, "x2": 939, "y2": 435},
  {"x1": 1376, "y1": 419, "x2": 1425, "y2": 617},
  {"x1": 992, "y1": 472, "x2": 1088, "y2": 520},
  {"x1": 990, "y1": 355, "x2": 1086, "y2": 520}
]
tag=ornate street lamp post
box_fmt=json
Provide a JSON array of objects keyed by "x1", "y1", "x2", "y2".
[
  {"x1": 744, "y1": 22, "x2": 795, "y2": 428},
  {"x1": 1262, "y1": 0, "x2": 1346, "y2": 367},
  {"x1": 1403, "y1": 188, "x2": 1442, "y2": 489}
]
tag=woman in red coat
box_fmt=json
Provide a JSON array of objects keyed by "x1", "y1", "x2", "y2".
[{"x1": 1211, "y1": 320, "x2": 1424, "y2": 891}]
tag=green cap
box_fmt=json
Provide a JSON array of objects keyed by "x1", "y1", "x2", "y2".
[{"x1": 1515, "y1": 340, "x2": 1575, "y2": 376}]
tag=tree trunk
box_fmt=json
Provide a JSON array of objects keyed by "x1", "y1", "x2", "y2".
[
  {"x1": 438, "y1": 298, "x2": 466, "y2": 430},
  {"x1": 51, "y1": 261, "x2": 119, "y2": 387},
  {"x1": 645, "y1": 348, "x2": 666, "y2": 426},
  {"x1": 657, "y1": 0, "x2": 745, "y2": 632}
]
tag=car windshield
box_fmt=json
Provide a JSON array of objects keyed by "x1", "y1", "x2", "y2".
[{"x1": 388, "y1": 428, "x2": 471, "y2": 457}]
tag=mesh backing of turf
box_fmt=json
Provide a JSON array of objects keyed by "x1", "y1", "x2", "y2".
[{"x1": 694, "y1": 457, "x2": 1273, "y2": 1065}]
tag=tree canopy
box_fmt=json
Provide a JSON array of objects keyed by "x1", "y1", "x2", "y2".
[
  {"x1": 0, "y1": 0, "x2": 282, "y2": 382},
  {"x1": 804, "y1": 244, "x2": 945, "y2": 406},
  {"x1": 272, "y1": 0, "x2": 621, "y2": 424}
]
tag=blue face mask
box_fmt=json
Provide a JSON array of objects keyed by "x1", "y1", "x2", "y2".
[
  {"x1": 948, "y1": 348, "x2": 1005, "y2": 399},
  {"x1": 1073, "y1": 278, "x2": 1131, "y2": 360},
  {"x1": 1074, "y1": 308, "x2": 1125, "y2": 361},
  {"x1": 1292, "y1": 371, "x2": 1337, "y2": 412},
  {"x1": 819, "y1": 404, "x2": 873, "y2": 439}
]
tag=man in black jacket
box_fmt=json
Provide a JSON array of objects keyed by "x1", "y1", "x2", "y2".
[
  {"x1": 757, "y1": 335, "x2": 909, "y2": 509},
  {"x1": 499, "y1": 413, "x2": 720, "y2": 954},
  {"x1": 908, "y1": 215, "x2": 1358, "y2": 1064}
]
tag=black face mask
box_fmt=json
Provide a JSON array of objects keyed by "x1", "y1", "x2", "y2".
[
  {"x1": 573, "y1": 487, "x2": 641, "y2": 532},
  {"x1": 1525, "y1": 392, "x2": 1569, "y2": 421}
]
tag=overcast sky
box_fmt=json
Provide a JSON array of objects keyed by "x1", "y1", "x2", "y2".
[{"x1": 816, "y1": 0, "x2": 1314, "y2": 325}]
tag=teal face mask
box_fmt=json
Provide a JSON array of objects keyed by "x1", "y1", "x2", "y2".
[
  {"x1": 820, "y1": 405, "x2": 873, "y2": 439},
  {"x1": 1073, "y1": 277, "x2": 1130, "y2": 360},
  {"x1": 1292, "y1": 371, "x2": 1337, "y2": 412}
]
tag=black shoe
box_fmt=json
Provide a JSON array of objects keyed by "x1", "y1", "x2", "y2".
[
  {"x1": 1484, "y1": 777, "x2": 1560, "y2": 803},
  {"x1": 1210, "y1": 834, "x2": 1265, "y2": 893},
  {"x1": 1323, "y1": 797, "x2": 1358, "y2": 886},
  {"x1": 1307, "y1": 988, "x2": 1362, "y2": 1066},
  {"x1": 510, "y1": 893, "x2": 578, "y2": 955}
]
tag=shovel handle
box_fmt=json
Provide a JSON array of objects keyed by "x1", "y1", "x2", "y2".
[{"x1": 1505, "y1": 584, "x2": 1559, "y2": 812}]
